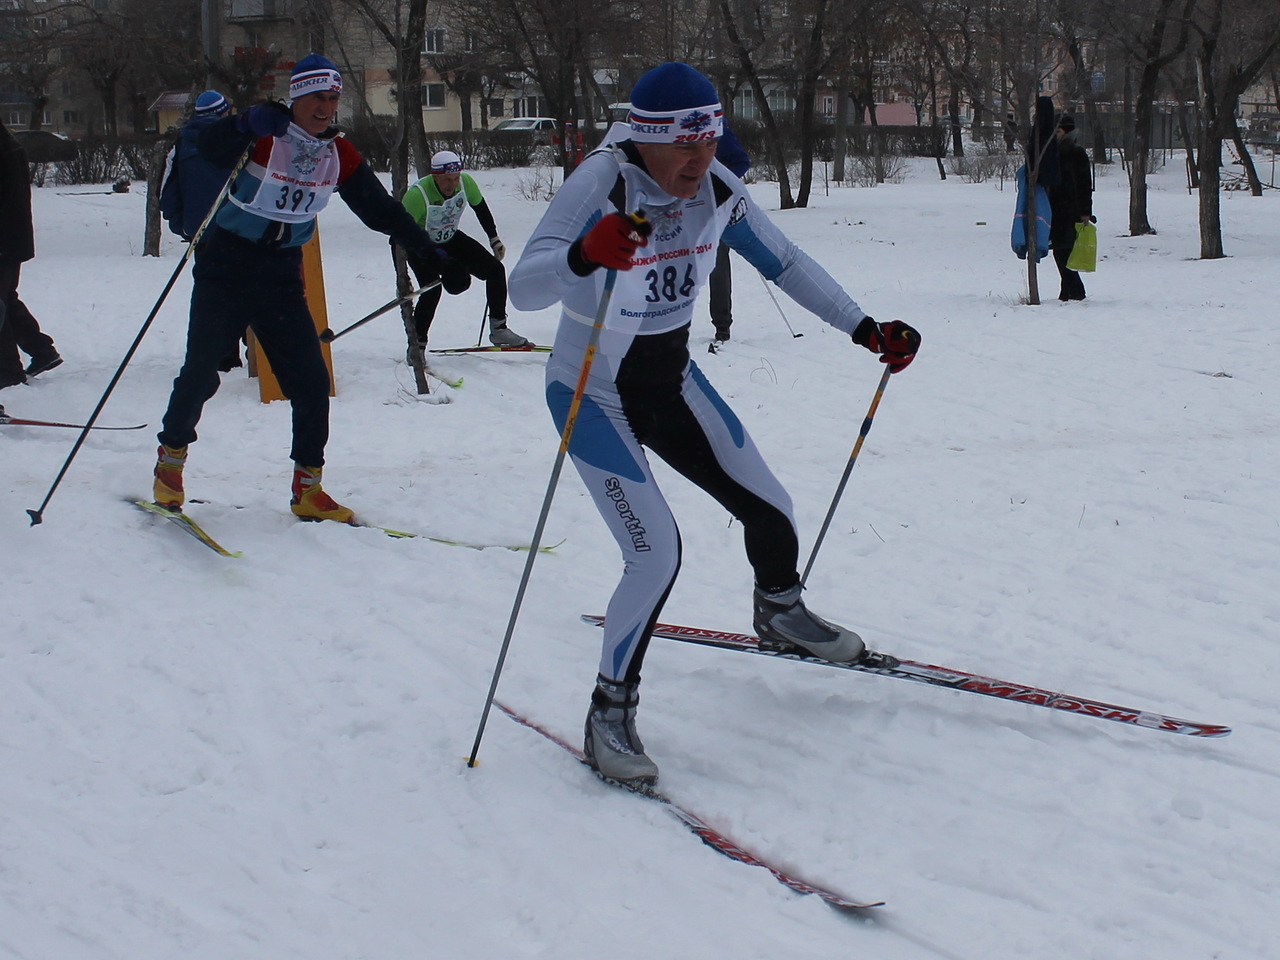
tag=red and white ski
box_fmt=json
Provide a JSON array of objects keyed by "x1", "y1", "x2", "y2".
[
  {"x1": 1, "y1": 410, "x2": 145, "y2": 430},
  {"x1": 494, "y1": 700, "x2": 883, "y2": 911},
  {"x1": 582, "y1": 615, "x2": 1231, "y2": 738}
]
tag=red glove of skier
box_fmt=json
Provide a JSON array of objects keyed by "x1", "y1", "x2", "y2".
[
  {"x1": 853, "y1": 318, "x2": 920, "y2": 373},
  {"x1": 576, "y1": 212, "x2": 652, "y2": 271}
]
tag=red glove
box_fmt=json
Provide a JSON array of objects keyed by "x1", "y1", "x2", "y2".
[
  {"x1": 854, "y1": 318, "x2": 920, "y2": 373},
  {"x1": 578, "y1": 212, "x2": 652, "y2": 270}
]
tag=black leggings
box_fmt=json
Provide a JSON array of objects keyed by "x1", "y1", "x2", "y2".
[{"x1": 404, "y1": 232, "x2": 506, "y2": 340}]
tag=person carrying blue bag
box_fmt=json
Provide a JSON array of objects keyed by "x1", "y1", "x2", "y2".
[{"x1": 1011, "y1": 96, "x2": 1060, "y2": 264}]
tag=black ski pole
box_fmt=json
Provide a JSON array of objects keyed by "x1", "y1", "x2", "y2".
[
  {"x1": 468, "y1": 268, "x2": 623, "y2": 768},
  {"x1": 800, "y1": 364, "x2": 892, "y2": 585},
  {"x1": 27, "y1": 146, "x2": 251, "y2": 527},
  {"x1": 758, "y1": 271, "x2": 803, "y2": 338},
  {"x1": 319, "y1": 283, "x2": 439, "y2": 342},
  {"x1": 475, "y1": 303, "x2": 489, "y2": 347}
]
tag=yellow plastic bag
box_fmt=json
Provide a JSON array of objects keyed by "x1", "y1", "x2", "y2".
[{"x1": 1066, "y1": 221, "x2": 1097, "y2": 272}]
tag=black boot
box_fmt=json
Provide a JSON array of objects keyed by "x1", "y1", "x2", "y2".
[{"x1": 583, "y1": 676, "x2": 659, "y2": 786}]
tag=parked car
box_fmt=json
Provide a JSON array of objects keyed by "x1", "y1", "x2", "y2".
[
  {"x1": 12, "y1": 129, "x2": 77, "y2": 164},
  {"x1": 492, "y1": 117, "x2": 557, "y2": 146}
]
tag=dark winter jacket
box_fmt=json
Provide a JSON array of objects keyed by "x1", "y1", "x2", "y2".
[
  {"x1": 1049, "y1": 134, "x2": 1093, "y2": 248},
  {"x1": 197, "y1": 111, "x2": 441, "y2": 260},
  {"x1": 0, "y1": 119, "x2": 35, "y2": 264},
  {"x1": 716, "y1": 126, "x2": 751, "y2": 179},
  {"x1": 159, "y1": 111, "x2": 235, "y2": 241},
  {"x1": 1027, "y1": 96, "x2": 1061, "y2": 191}
]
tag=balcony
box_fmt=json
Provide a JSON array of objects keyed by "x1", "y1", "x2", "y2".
[{"x1": 227, "y1": 0, "x2": 293, "y2": 22}]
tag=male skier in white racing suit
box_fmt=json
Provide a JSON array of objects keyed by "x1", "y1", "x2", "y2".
[{"x1": 509, "y1": 62, "x2": 920, "y2": 786}]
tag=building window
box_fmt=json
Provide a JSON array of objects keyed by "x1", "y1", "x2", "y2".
[
  {"x1": 424, "y1": 29, "x2": 446, "y2": 54},
  {"x1": 485, "y1": 98, "x2": 504, "y2": 119},
  {"x1": 63, "y1": 110, "x2": 78, "y2": 125},
  {"x1": 6, "y1": 111, "x2": 25, "y2": 126},
  {"x1": 421, "y1": 83, "x2": 446, "y2": 109}
]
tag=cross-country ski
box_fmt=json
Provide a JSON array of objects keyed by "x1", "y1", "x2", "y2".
[
  {"x1": 0, "y1": 406, "x2": 144, "y2": 431},
  {"x1": 581, "y1": 616, "x2": 1231, "y2": 738},
  {"x1": 129, "y1": 499, "x2": 242, "y2": 557},
  {"x1": 428, "y1": 343, "x2": 551, "y2": 354},
  {"x1": 494, "y1": 701, "x2": 883, "y2": 912}
]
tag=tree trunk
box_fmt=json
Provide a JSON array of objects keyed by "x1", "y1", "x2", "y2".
[
  {"x1": 1177, "y1": 101, "x2": 1199, "y2": 188},
  {"x1": 401, "y1": 1, "x2": 430, "y2": 175},
  {"x1": 794, "y1": 0, "x2": 831, "y2": 209},
  {"x1": 832, "y1": 81, "x2": 849, "y2": 183},
  {"x1": 949, "y1": 85, "x2": 964, "y2": 158},
  {"x1": 1196, "y1": 130, "x2": 1224, "y2": 259},
  {"x1": 142, "y1": 138, "x2": 170, "y2": 257},
  {"x1": 718, "y1": 0, "x2": 794, "y2": 207},
  {"x1": 1025, "y1": 177, "x2": 1041, "y2": 305},
  {"x1": 1228, "y1": 115, "x2": 1262, "y2": 195},
  {"x1": 1127, "y1": 67, "x2": 1161, "y2": 235}
]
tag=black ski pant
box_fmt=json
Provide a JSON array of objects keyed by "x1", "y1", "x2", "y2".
[
  {"x1": 158, "y1": 228, "x2": 331, "y2": 466},
  {"x1": 708, "y1": 241, "x2": 732, "y2": 335},
  {"x1": 403, "y1": 231, "x2": 506, "y2": 342},
  {"x1": 1053, "y1": 245, "x2": 1087, "y2": 301},
  {"x1": 0, "y1": 259, "x2": 57, "y2": 384}
]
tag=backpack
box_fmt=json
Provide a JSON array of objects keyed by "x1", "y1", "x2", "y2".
[{"x1": 157, "y1": 145, "x2": 187, "y2": 239}]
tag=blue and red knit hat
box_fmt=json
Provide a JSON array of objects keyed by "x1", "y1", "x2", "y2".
[
  {"x1": 628, "y1": 62, "x2": 723, "y2": 143},
  {"x1": 290, "y1": 54, "x2": 342, "y2": 101}
]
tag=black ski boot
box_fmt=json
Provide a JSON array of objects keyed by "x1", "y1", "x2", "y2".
[
  {"x1": 584, "y1": 676, "x2": 659, "y2": 787},
  {"x1": 753, "y1": 584, "x2": 865, "y2": 662}
]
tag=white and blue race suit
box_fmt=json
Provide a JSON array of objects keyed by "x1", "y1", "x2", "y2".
[{"x1": 509, "y1": 130, "x2": 870, "y2": 684}]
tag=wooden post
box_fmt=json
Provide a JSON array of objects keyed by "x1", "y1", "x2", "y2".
[{"x1": 252, "y1": 226, "x2": 335, "y2": 402}]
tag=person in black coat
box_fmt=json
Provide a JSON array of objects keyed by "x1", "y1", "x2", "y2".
[
  {"x1": 1048, "y1": 114, "x2": 1094, "y2": 301},
  {"x1": 0, "y1": 118, "x2": 61, "y2": 390},
  {"x1": 708, "y1": 125, "x2": 750, "y2": 342}
]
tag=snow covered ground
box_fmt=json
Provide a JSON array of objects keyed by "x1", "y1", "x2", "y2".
[{"x1": 3, "y1": 151, "x2": 1278, "y2": 960}]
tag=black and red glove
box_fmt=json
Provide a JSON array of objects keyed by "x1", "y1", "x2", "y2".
[
  {"x1": 853, "y1": 317, "x2": 920, "y2": 373},
  {"x1": 571, "y1": 212, "x2": 652, "y2": 273}
]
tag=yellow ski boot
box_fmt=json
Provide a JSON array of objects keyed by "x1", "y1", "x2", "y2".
[
  {"x1": 289, "y1": 464, "x2": 354, "y2": 523},
  {"x1": 153, "y1": 444, "x2": 188, "y2": 509}
]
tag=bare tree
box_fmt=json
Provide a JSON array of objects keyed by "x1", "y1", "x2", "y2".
[
  {"x1": 0, "y1": 5, "x2": 67, "y2": 131},
  {"x1": 1186, "y1": 0, "x2": 1280, "y2": 258},
  {"x1": 330, "y1": 0, "x2": 430, "y2": 186},
  {"x1": 717, "y1": 0, "x2": 797, "y2": 206},
  {"x1": 54, "y1": 0, "x2": 202, "y2": 136},
  {"x1": 1093, "y1": 0, "x2": 1193, "y2": 236}
]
